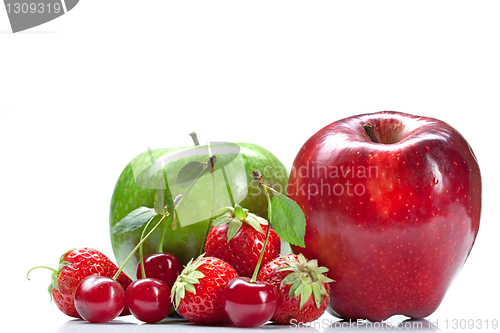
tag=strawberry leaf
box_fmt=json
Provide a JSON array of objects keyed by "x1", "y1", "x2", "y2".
[
  {"x1": 247, "y1": 213, "x2": 268, "y2": 225},
  {"x1": 244, "y1": 214, "x2": 264, "y2": 234},
  {"x1": 288, "y1": 280, "x2": 302, "y2": 300},
  {"x1": 312, "y1": 283, "x2": 322, "y2": 309},
  {"x1": 234, "y1": 204, "x2": 246, "y2": 221},
  {"x1": 276, "y1": 253, "x2": 334, "y2": 309},
  {"x1": 171, "y1": 254, "x2": 206, "y2": 309},
  {"x1": 281, "y1": 272, "x2": 298, "y2": 287},
  {"x1": 227, "y1": 219, "x2": 243, "y2": 242},
  {"x1": 110, "y1": 207, "x2": 157, "y2": 235},
  {"x1": 300, "y1": 284, "x2": 313, "y2": 309},
  {"x1": 212, "y1": 213, "x2": 232, "y2": 227},
  {"x1": 270, "y1": 193, "x2": 306, "y2": 247}
]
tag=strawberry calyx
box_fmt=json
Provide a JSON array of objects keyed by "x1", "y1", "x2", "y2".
[
  {"x1": 278, "y1": 253, "x2": 334, "y2": 309},
  {"x1": 213, "y1": 204, "x2": 268, "y2": 243},
  {"x1": 170, "y1": 253, "x2": 206, "y2": 309},
  {"x1": 27, "y1": 248, "x2": 79, "y2": 302},
  {"x1": 27, "y1": 265, "x2": 61, "y2": 302}
]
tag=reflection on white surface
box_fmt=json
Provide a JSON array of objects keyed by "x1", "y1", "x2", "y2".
[
  {"x1": 54, "y1": 317, "x2": 444, "y2": 333},
  {"x1": 55, "y1": 318, "x2": 322, "y2": 333}
]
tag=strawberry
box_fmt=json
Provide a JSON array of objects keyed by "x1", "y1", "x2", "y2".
[
  {"x1": 204, "y1": 204, "x2": 280, "y2": 277},
  {"x1": 257, "y1": 253, "x2": 334, "y2": 324},
  {"x1": 170, "y1": 254, "x2": 238, "y2": 325},
  {"x1": 28, "y1": 247, "x2": 133, "y2": 318}
]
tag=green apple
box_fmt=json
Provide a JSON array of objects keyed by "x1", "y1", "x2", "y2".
[{"x1": 109, "y1": 142, "x2": 288, "y2": 279}]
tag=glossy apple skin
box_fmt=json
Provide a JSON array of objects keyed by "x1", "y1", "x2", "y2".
[
  {"x1": 288, "y1": 111, "x2": 481, "y2": 321},
  {"x1": 110, "y1": 143, "x2": 288, "y2": 279}
]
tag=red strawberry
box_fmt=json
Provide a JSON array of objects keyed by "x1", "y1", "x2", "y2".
[
  {"x1": 204, "y1": 204, "x2": 280, "y2": 277},
  {"x1": 257, "y1": 253, "x2": 334, "y2": 324},
  {"x1": 170, "y1": 254, "x2": 238, "y2": 325},
  {"x1": 28, "y1": 247, "x2": 133, "y2": 318}
]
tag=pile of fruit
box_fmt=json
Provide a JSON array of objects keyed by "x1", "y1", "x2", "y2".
[
  {"x1": 29, "y1": 159, "x2": 331, "y2": 327},
  {"x1": 28, "y1": 111, "x2": 482, "y2": 326},
  {"x1": 28, "y1": 184, "x2": 332, "y2": 327}
]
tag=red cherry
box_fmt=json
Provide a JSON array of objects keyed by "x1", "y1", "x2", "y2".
[
  {"x1": 74, "y1": 275, "x2": 125, "y2": 323},
  {"x1": 136, "y1": 253, "x2": 181, "y2": 288},
  {"x1": 222, "y1": 276, "x2": 277, "y2": 328},
  {"x1": 125, "y1": 278, "x2": 172, "y2": 323}
]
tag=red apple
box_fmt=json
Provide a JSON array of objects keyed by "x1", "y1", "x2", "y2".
[{"x1": 288, "y1": 111, "x2": 481, "y2": 321}]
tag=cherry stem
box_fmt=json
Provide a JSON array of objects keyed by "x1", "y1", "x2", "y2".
[
  {"x1": 139, "y1": 216, "x2": 158, "y2": 279},
  {"x1": 112, "y1": 214, "x2": 168, "y2": 280},
  {"x1": 250, "y1": 185, "x2": 273, "y2": 283},
  {"x1": 158, "y1": 214, "x2": 173, "y2": 252},
  {"x1": 363, "y1": 123, "x2": 380, "y2": 143}
]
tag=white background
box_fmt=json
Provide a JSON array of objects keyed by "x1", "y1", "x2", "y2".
[{"x1": 1, "y1": 1, "x2": 499, "y2": 332}]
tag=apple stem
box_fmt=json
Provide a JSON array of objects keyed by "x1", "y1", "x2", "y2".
[
  {"x1": 363, "y1": 123, "x2": 380, "y2": 143},
  {"x1": 189, "y1": 132, "x2": 200, "y2": 146}
]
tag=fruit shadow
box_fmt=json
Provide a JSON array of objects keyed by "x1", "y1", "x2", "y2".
[
  {"x1": 156, "y1": 318, "x2": 320, "y2": 332},
  {"x1": 0, "y1": 30, "x2": 56, "y2": 34},
  {"x1": 56, "y1": 319, "x2": 137, "y2": 333},
  {"x1": 56, "y1": 318, "x2": 323, "y2": 333}
]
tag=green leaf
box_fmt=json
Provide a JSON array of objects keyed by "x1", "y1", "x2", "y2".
[
  {"x1": 176, "y1": 161, "x2": 206, "y2": 189},
  {"x1": 294, "y1": 283, "x2": 305, "y2": 297},
  {"x1": 110, "y1": 207, "x2": 157, "y2": 235},
  {"x1": 184, "y1": 276, "x2": 200, "y2": 284},
  {"x1": 270, "y1": 193, "x2": 306, "y2": 247},
  {"x1": 281, "y1": 272, "x2": 298, "y2": 287},
  {"x1": 234, "y1": 204, "x2": 246, "y2": 221},
  {"x1": 219, "y1": 206, "x2": 235, "y2": 213},
  {"x1": 175, "y1": 284, "x2": 185, "y2": 308},
  {"x1": 317, "y1": 274, "x2": 335, "y2": 284},
  {"x1": 247, "y1": 213, "x2": 268, "y2": 225},
  {"x1": 276, "y1": 266, "x2": 295, "y2": 273},
  {"x1": 307, "y1": 259, "x2": 318, "y2": 271},
  {"x1": 227, "y1": 219, "x2": 243, "y2": 242},
  {"x1": 288, "y1": 280, "x2": 302, "y2": 300},
  {"x1": 212, "y1": 214, "x2": 232, "y2": 227},
  {"x1": 244, "y1": 214, "x2": 264, "y2": 234},
  {"x1": 190, "y1": 270, "x2": 204, "y2": 279},
  {"x1": 316, "y1": 267, "x2": 329, "y2": 274},
  {"x1": 318, "y1": 283, "x2": 327, "y2": 295},
  {"x1": 184, "y1": 282, "x2": 196, "y2": 294},
  {"x1": 298, "y1": 253, "x2": 308, "y2": 266},
  {"x1": 311, "y1": 283, "x2": 322, "y2": 309},
  {"x1": 299, "y1": 284, "x2": 313, "y2": 309}
]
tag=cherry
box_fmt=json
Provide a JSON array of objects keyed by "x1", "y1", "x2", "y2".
[
  {"x1": 136, "y1": 253, "x2": 181, "y2": 288},
  {"x1": 125, "y1": 278, "x2": 172, "y2": 323},
  {"x1": 222, "y1": 276, "x2": 277, "y2": 328},
  {"x1": 74, "y1": 275, "x2": 125, "y2": 323}
]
